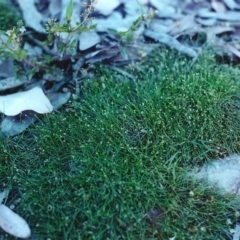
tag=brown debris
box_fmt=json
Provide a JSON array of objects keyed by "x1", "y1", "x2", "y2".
[{"x1": 1, "y1": 0, "x2": 240, "y2": 135}]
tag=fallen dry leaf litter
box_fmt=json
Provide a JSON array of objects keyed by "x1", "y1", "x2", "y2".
[{"x1": 1, "y1": 0, "x2": 240, "y2": 136}]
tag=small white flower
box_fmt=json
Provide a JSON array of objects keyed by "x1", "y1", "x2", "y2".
[
  {"x1": 19, "y1": 26, "x2": 26, "y2": 34},
  {"x1": 189, "y1": 190, "x2": 194, "y2": 197},
  {"x1": 226, "y1": 218, "x2": 232, "y2": 225},
  {"x1": 6, "y1": 30, "x2": 13, "y2": 36},
  {"x1": 200, "y1": 226, "x2": 206, "y2": 232}
]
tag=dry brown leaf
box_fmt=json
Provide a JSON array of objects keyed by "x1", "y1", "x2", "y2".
[
  {"x1": 0, "y1": 59, "x2": 16, "y2": 79},
  {"x1": 149, "y1": 0, "x2": 176, "y2": 17},
  {"x1": 1, "y1": 111, "x2": 38, "y2": 136},
  {"x1": 168, "y1": 15, "x2": 199, "y2": 36},
  {"x1": 48, "y1": 92, "x2": 71, "y2": 110},
  {"x1": 138, "y1": 0, "x2": 148, "y2": 4},
  {"x1": 149, "y1": 20, "x2": 170, "y2": 33},
  {"x1": 0, "y1": 77, "x2": 28, "y2": 91},
  {"x1": 211, "y1": 0, "x2": 226, "y2": 13},
  {"x1": 195, "y1": 17, "x2": 217, "y2": 26},
  {"x1": 205, "y1": 26, "x2": 233, "y2": 42},
  {"x1": 93, "y1": 12, "x2": 142, "y2": 32},
  {"x1": 85, "y1": 46, "x2": 120, "y2": 64},
  {"x1": 197, "y1": 9, "x2": 240, "y2": 21},
  {"x1": 222, "y1": 0, "x2": 240, "y2": 9},
  {"x1": 144, "y1": 30, "x2": 198, "y2": 58},
  {"x1": 227, "y1": 44, "x2": 240, "y2": 58}
]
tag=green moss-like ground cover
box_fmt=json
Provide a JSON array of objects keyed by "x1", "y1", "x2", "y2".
[
  {"x1": 0, "y1": 50, "x2": 240, "y2": 239},
  {"x1": 0, "y1": 1, "x2": 20, "y2": 31}
]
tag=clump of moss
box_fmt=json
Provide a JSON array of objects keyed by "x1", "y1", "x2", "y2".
[{"x1": 0, "y1": 2, "x2": 20, "y2": 31}]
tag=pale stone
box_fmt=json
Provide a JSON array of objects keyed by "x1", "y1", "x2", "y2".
[
  {"x1": 192, "y1": 154, "x2": 240, "y2": 195},
  {"x1": 94, "y1": 0, "x2": 120, "y2": 16},
  {"x1": 0, "y1": 87, "x2": 53, "y2": 116},
  {"x1": 79, "y1": 31, "x2": 101, "y2": 51}
]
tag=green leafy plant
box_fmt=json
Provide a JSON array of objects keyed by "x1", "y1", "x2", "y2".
[{"x1": 0, "y1": 0, "x2": 152, "y2": 80}]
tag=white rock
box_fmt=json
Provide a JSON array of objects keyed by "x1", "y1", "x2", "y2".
[
  {"x1": 16, "y1": 0, "x2": 45, "y2": 33},
  {"x1": 94, "y1": 0, "x2": 120, "y2": 16},
  {"x1": 79, "y1": 31, "x2": 100, "y2": 51},
  {"x1": 0, "y1": 87, "x2": 53, "y2": 116},
  {"x1": 193, "y1": 154, "x2": 240, "y2": 194},
  {"x1": 0, "y1": 204, "x2": 31, "y2": 238}
]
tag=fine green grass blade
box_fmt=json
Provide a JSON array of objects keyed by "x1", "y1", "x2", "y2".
[
  {"x1": 0, "y1": 49, "x2": 240, "y2": 239},
  {"x1": 65, "y1": 0, "x2": 73, "y2": 22}
]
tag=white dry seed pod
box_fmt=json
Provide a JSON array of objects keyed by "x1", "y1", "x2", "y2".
[{"x1": 0, "y1": 204, "x2": 31, "y2": 238}]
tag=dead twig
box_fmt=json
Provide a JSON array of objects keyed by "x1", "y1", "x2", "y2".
[{"x1": 109, "y1": 66, "x2": 136, "y2": 81}]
